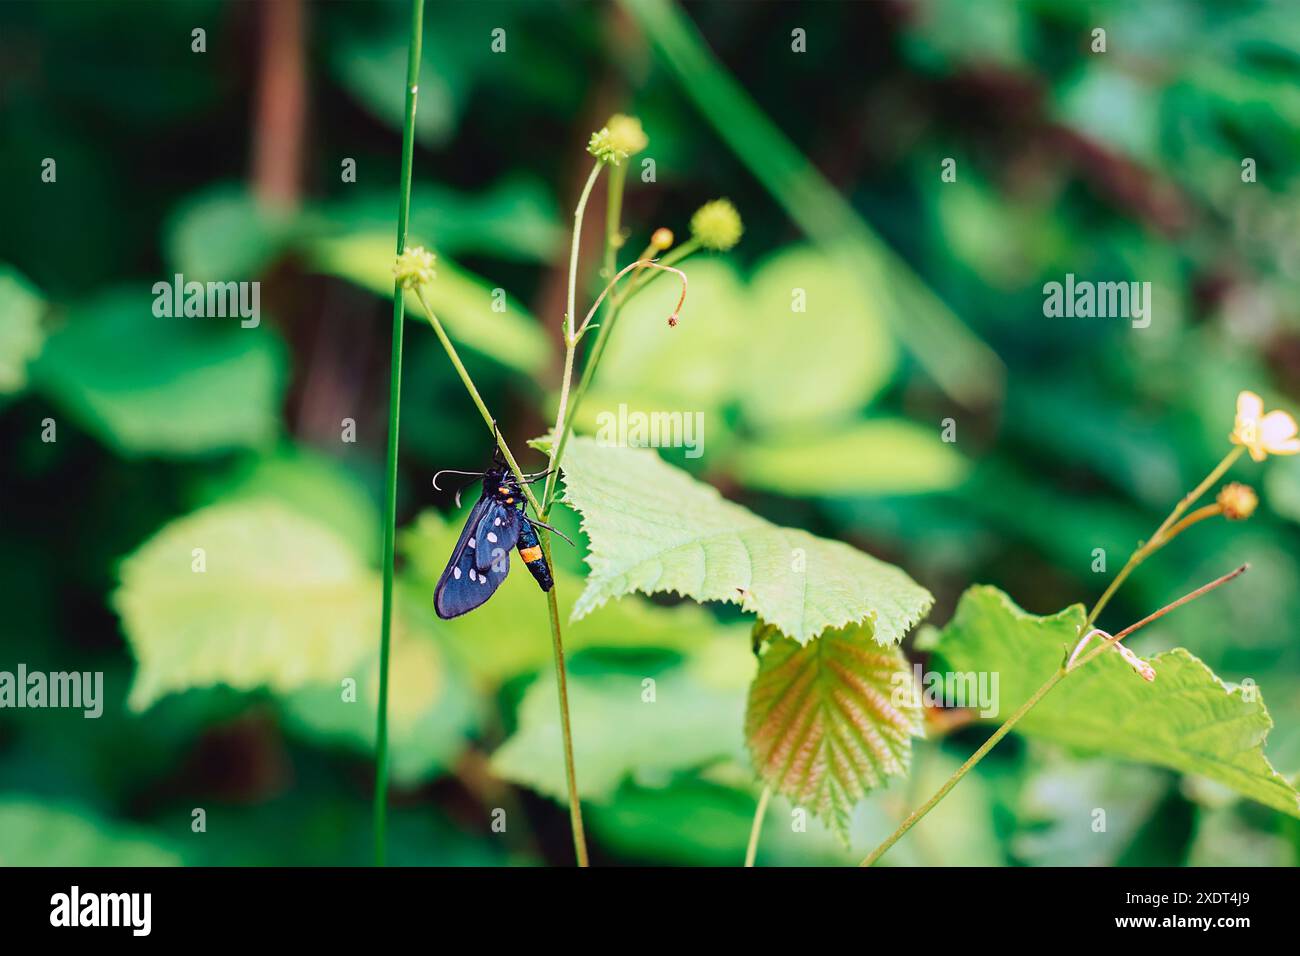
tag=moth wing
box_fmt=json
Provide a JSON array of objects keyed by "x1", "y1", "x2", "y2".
[
  {"x1": 435, "y1": 497, "x2": 510, "y2": 619},
  {"x1": 473, "y1": 504, "x2": 520, "y2": 572}
]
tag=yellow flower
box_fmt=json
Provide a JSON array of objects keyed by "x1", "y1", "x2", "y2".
[
  {"x1": 650, "y1": 227, "x2": 674, "y2": 251},
  {"x1": 1216, "y1": 482, "x2": 1258, "y2": 520},
  {"x1": 393, "y1": 246, "x2": 436, "y2": 289},
  {"x1": 690, "y1": 198, "x2": 743, "y2": 251},
  {"x1": 588, "y1": 115, "x2": 648, "y2": 166},
  {"x1": 604, "y1": 114, "x2": 648, "y2": 157},
  {"x1": 1230, "y1": 390, "x2": 1300, "y2": 461}
]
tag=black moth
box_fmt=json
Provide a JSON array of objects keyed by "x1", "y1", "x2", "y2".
[{"x1": 432, "y1": 446, "x2": 568, "y2": 619}]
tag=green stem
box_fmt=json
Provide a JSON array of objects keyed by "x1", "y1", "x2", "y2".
[
  {"x1": 564, "y1": 163, "x2": 606, "y2": 341},
  {"x1": 623, "y1": 238, "x2": 699, "y2": 298},
  {"x1": 544, "y1": 567, "x2": 588, "y2": 865},
  {"x1": 544, "y1": 258, "x2": 687, "y2": 513},
  {"x1": 412, "y1": 290, "x2": 536, "y2": 503},
  {"x1": 411, "y1": 287, "x2": 588, "y2": 866},
  {"x1": 540, "y1": 160, "x2": 606, "y2": 516},
  {"x1": 542, "y1": 165, "x2": 625, "y2": 512},
  {"x1": 744, "y1": 785, "x2": 772, "y2": 867},
  {"x1": 604, "y1": 163, "x2": 627, "y2": 280},
  {"x1": 859, "y1": 564, "x2": 1247, "y2": 867},
  {"x1": 1084, "y1": 447, "x2": 1243, "y2": 629},
  {"x1": 860, "y1": 669, "x2": 1064, "y2": 867},
  {"x1": 374, "y1": 0, "x2": 423, "y2": 869}
]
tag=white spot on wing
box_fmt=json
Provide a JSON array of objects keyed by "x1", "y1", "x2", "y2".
[
  {"x1": 453, "y1": 567, "x2": 461, "y2": 580},
  {"x1": 487, "y1": 532, "x2": 497, "y2": 543},
  {"x1": 469, "y1": 568, "x2": 477, "y2": 581},
  {"x1": 468, "y1": 537, "x2": 475, "y2": 549}
]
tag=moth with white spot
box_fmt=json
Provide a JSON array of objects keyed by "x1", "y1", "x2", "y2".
[{"x1": 431, "y1": 444, "x2": 570, "y2": 619}]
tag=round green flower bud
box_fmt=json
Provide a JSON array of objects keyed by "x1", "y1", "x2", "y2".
[
  {"x1": 604, "y1": 113, "x2": 648, "y2": 157},
  {"x1": 689, "y1": 198, "x2": 743, "y2": 251},
  {"x1": 393, "y1": 246, "x2": 436, "y2": 289},
  {"x1": 586, "y1": 127, "x2": 628, "y2": 166}
]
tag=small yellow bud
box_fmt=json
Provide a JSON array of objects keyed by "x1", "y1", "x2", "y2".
[
  {"x1": 690, "y1": 198, "x2": 743, "y2": 251},
  {"x1": 1217, "y1": 482, "x2": 1258, "y2": 521},
  {"x1": 588, "y1": 115, "x2": 647, "y2": 166},
  {"x1": 393, "y1": 246, "x2": 436, "y2": 289},
  {"x1": 604, "y1": 113, "x2": 648, "y2": 157},
  {"x1": 650, "y1": 227, "x2": 674, "y2": 251}
]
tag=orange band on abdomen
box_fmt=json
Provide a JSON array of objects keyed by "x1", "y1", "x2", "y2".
[{"x1": 519, "y1": 546, "x2": 542, "y2": 562}]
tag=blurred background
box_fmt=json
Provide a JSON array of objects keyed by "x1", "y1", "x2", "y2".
[{"x1": 2, "y1": 0, "x2": 1299, "y2": 866}]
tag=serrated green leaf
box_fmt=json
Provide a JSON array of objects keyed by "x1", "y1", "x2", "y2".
[
  {"x1": 399, "y1": 508, "x2": 734, "y2": 685},
  {"x1": 561, "y1": 437, "x2": 933, "y2": 644},
  {"x1": 0, "y1": 800, "x2": 182, "y2": 866},
  {"x1": 732, "y1": 419, "x2": 970, "y2": 497},
  {"x1": 932, "y1": 586, "x2": 1300, "y2": 818},
  {"x1": 746, "y1": 620, "x2": 924, "y2": 844},
  {"x1": 114, "y1": 500, "x2": 379, "y2": 710},
  {"x1": 32, "y1": 288, "x2": 284, "y2": 456},
  {"x1": 491, "y1": 658, "x2": 746, "y2": 802},
  {"x1": 0, "y1": 266, "x2": 46, "y2": 394}
]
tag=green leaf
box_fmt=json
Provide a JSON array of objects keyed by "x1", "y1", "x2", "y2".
[
  {"x1": 400, "y1": 508, "x2": 741, "y2": 685},
  {"x1": 1265, "y1": 455, "x2": 1300, "y2": 525},
  {"x1": 164, "y1": 185, "x2": 298, "y2": 281},
  {"x1": 324, "y1": 181, "x2": 562, "y2": 263},
  {"x1": 583, "y1": 258, "x2": 746, "y2": 424},
  {"x1": 622, "y1": 0, "x2": 1002, "y2": 406},
  {"x1": 586, "y1": 247, "x2": 897, "y2": 433},
  {"x1": 0, "y1": 266, "x2": 46, "y2": 395},
  {"x1": 746, "y1": 621, "x2": 924, "y2": 843},
  {"x1": 586, "y1": 779, "x2": 758, "y2": 866},
  {"x1": 741, "y1": 245, "x2": 897, "y2": 429},
  {"x1": 561, "y1": 437, "x2": 933, "y2": 644},
  {"x1": 931, "y1": 586, "x2": 1300, "y2": 818},
  {"x1": 328, "y1": 23, "x2": 464, "y2": 148},
  {"x1": 0, "y1": 800, "x2": 181, "y2": 866},
  {"x1": 192, "y1": 447, "x2": 382, "y2": 565},
  {"x1": 32, "y1": 288, "x2": 284, "y2": 456},
  {"x1": 114, "y1": 499, "x2": 379, "y2": 710},
  {"x1": 305, "y1": 233, "x2": 549, "y2": 375},
  {"x1": 1011, "y1": 757, "x2": 1169, "y2": 866},
  {"x1": 281, "y1": 603, "x2": 478, "y2": 784},
  {"x1": 1189, "y1": 804, "x2": 1300, "y2": 867},
  {"x1": 491, "y1": 655, "x2": 746, "y2": 802},
  {"x1": 731, "y1": 419, "x2": 970, "y2": 497}
]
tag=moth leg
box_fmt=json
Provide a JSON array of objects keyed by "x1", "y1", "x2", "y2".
[{"x1": 523, "y1": 515, "x2": 574, "y2": 547}]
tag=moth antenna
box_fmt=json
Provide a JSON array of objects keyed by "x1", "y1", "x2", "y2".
[{"x1": 432, "y1": 468, "x2": 485, "y2": 491}]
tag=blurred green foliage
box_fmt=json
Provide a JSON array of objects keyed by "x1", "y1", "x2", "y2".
[{"x1": 2, "y1": 0, "x2": 1299, "y2": 866}]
